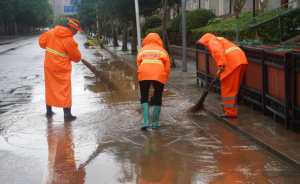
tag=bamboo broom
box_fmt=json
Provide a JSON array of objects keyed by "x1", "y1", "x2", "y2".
[{"x1": 187, "y1": 71, "x2": 221, "y2": 113}]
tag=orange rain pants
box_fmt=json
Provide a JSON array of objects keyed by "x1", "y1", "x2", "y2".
[{"x1": 221, "y1": 64, "x2": 247, "y2": 117}]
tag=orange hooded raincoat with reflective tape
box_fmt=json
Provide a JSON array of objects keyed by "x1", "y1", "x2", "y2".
[
  {"x1": 39, "y1": 26, "x2": 81, "y2": 108},
  {"x1": 199, "y1": 33, "x2": 248, "y2": 80},
  {"x1": 199, "y1": 33, "x2": 248, "y2": 117},
  {"x1": 137, "y1": 33, "x2": 170, "y2": 85}
]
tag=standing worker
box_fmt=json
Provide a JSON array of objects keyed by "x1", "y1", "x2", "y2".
[
  {"x1": 137, "y1": 33, "x2": 171, "y2": 130},
  {"x1": 39, "y1": 19, "x2": 83, "y2": 120},
  {"x1": 199, "y1": 33, "x2": 248, "y2": 118}
]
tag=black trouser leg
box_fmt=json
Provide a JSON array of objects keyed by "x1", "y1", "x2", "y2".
[
  {"x1": 152, "y1": 81, "x2": 164, "y2": 106},
  {"x1": 139, "y1": 80, "x2": 164, "y2": 106}
]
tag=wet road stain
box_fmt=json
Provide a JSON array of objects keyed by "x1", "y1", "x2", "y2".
[{"x1": 11, "y1": 86, "x2": 31, "y2": 94}]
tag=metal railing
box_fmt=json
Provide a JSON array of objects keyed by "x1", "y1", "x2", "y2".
[{"x1": 236, "y1": 0, "x2": 300, "y2": 43}]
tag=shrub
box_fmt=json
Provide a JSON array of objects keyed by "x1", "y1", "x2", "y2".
[
  {"x1": 171, "y1": 11, "x2": 189, "y2": 32},
  {"x1": 145, "y1": 23, "x2": 171, "y2": 37},
  {"x1": 186, "y1": 8, "x2": 217, "y2": 35},
  {"x1": 207, "y1": 17, "x2": 224, "y2": 26},
  {"x1": 144, "y1": 16, "x2": 162, "y2": 30},
  {"x1": 192, "y1": 8, "x2": 300, "y2": 44}
]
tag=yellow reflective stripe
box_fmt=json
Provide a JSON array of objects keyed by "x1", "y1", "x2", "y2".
[
  {"x1": 222, "y1": 96, "x2": 237, "y2": 101},
  {"x1": 138, "y1": 50, "x2": 167, "y2": 58},
  {"x1": 224, "y1": 47, "x2": 241, "y2": 54},
  {"x1": 141, "y1": 60, "x2": 163, "y2": 66},
  {"x1": 69, "y1": 19, "x2": 78, "y2": 27},
  {"x1": 223, "y1": 104, "x2": 236, "y2": 108},
  {"x1": 218, "y1": 37, "x2": 225, "y2": 40},
  {"x1": 46, "y1": 47, "x2": 69, "y2": 57}
]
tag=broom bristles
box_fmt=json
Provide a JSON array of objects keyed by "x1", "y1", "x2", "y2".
[
  {"x1": 186, "y1": 72, "x2": 221, "y2": 113},
  {"x1": 186, "y1": 91, "x2": 207, "y2": 113}
]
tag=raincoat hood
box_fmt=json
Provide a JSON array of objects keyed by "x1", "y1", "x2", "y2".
[
  {"x1": 142, "y1": 33, "x2": 163, "y2": 47},
  {"x1": 199, "y1": 33, "x2": 216, "y2": 46},
  {"x1": 54, "y1": 26, "x2": 73, "y2": 37}
]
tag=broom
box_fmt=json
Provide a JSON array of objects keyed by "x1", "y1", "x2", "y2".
[
  {"x1": 81, "y1": 58, "x2": 137, "y2": 101},
  {"x1": 187, "y1": 71, "x2": 221, "y2": 113}
]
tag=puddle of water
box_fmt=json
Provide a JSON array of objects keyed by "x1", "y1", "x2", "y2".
[
  {"x1": 0, "y1": 104, "x2": 15, "y2": 111},
  {"x1": 11, "y1": 86, "x2": 29, "y2": 94},
  {"x1": 26, "y1": 75, "x2": 38, "y2": 79}
]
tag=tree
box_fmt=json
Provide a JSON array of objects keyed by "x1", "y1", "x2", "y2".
[
  {"x1": 162, "y1": 0, "x2": 169, "y2": 50},
  {"x1": 233, "y1": 0, "x2": 246, "y2": 19},
  {"x1": 259, "y1": 0, "x2": 269, "y2": 14}
]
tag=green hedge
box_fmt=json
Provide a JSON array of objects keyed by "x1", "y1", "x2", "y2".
[
  {"x1": 144, "y1": 16, "x2": 162, "y2": 30},
  {"x1": 192, "y1": 8, "x2": 300, "y2": 44},
  {"x1": 186, "y1": 8, "x2": 217, "y2": 35},
  {"x1": 145, "y1": 23, "x2": 171, "y2": 37},
  {"x1": 171, "y1": 11, "x2": 189, "y2": 32}
]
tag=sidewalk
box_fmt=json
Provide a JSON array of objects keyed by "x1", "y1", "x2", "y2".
[{"x1": 104, "y1": 41, "x2": 300, "y2": 172}]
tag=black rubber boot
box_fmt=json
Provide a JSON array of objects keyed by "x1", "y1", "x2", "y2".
[
  {"x1": 63, "y1": 108, "x2": 77, "y2": 120},
  {"x1": 46, "y1": 105, "x2": 54, "y2": 116}
]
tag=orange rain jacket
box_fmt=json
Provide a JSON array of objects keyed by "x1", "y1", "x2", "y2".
[
  {"x1": 39, "y1": 26, "x2": 81, "y2": 108},
  {"x1": 199, "y1": 33, "x2": 248, "y2": 80},
  {"x1": 137, "y1": 33, "x2": 170, "y2": 85}
]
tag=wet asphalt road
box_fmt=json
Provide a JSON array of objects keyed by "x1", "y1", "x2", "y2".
[{"x1": 0, "y1": 33, "x2": 300, "y2": 184}]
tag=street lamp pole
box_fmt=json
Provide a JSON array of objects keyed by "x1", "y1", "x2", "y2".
[
  {"x1": 253, "y1": 0, "x2": 255, "y2": 17},
  {"x1": 134, "y1": 0, "x2": 142, "y2": 50},
  {"x1": 182, "y1": 0, "x2": 187, "y2": 72}
]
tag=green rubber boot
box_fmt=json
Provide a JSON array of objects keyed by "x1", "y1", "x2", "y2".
[
  {"x1": 140, "y1": 103, "x2": 150, "y2": 130},
  {"x1": 152, "y1": 105, "x2": 161, "y2": 129}
]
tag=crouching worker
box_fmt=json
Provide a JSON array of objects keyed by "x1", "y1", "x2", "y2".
[
  {"x1": 39, "y1": 19, "x2": 84, "y2": 120},
  {"x1": 137, "y1": 33, "x2": 171, "y2": 130},
  {"x1": 199, "y1": 33, "x2": 248, "y2": 118}
]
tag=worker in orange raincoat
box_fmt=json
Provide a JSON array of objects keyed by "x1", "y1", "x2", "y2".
[
  {"x1": 137, "y1": 33, "x2": 171, "y2": 130},
  {"x1": 39, "y1": 19, "x2": 83, "y2": 120},
  {"x1": 199, "y1": 33, "x2": 248, "y2": 118}
]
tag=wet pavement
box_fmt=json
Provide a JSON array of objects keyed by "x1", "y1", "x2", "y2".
[{"x1": 0, "y1": 33, "x2": 300, "y2": 184}]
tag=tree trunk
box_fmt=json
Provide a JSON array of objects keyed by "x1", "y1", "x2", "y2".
[
  {"x1": 131, "y1": 19, "x2": 137, "y2": 53},
  {"x1": 162, "y1": 0, "x2": 168, "y2": 50},
  {"x1": 233, "y1": 0, "x2": 246, "y2": 19},
  {"x1": 4, "y1": 22, "x2": 6, "y2": 35},
  {"x1": 8, "y1": 22, "x2": 12, "y2": 35},
  {"x1": 12, "y1": 21, "x2": 15, "y2": 35},
  {"x1": 122, "y1": 22, "x2": 128, "y2": 51},
  {"x1": 16, "y1": 22, "x2": 20, "y2": 34},
  {"x1": 104, "y1": 15, "x2": 108, "y2": 42},
  {"x1": 110, "y1": 15, "x2": 119, "y2": 47},
  {"x1": 259, "y1": 0, "x2": 269, "y2": 14},
  {"x1": 99, "y1": 21, "x2": 102, "y2": 36},
  {"x1": 94, "y1": 20, "x2": 97, "y2": 35}
]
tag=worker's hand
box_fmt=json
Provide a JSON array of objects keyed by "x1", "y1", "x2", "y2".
[{"x1": 218, "y1": 65, "x2": 225, "y2": 73}]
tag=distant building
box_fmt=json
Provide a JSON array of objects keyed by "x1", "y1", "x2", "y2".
[
  {"x1": 185, "y1": 0, "x2": 300, "y2": 16},
  {"x1": 48, "y1": 0, "x2": 79, "y2": 18}
]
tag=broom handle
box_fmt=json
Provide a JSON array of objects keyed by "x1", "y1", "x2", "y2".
[{"x1": 206, "y1": 72, "x2": 221, "y2": 92}]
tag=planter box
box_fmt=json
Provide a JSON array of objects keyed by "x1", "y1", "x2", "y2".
[
  {"x1": 263, "y1": 50, "x2": 292, "y2": 130},
  {"x1": 240, "y1": 46, "x2": 266, "y2": 113},
  {"x1": 195, "y1": 43, "x2": 221, "y2": 91},
  {"x1": 196, "y1": 43, "x2": 207, "y2": 87},
  {"x1": 292, "y1": 53, "x2": 300, "y2": 131}
]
